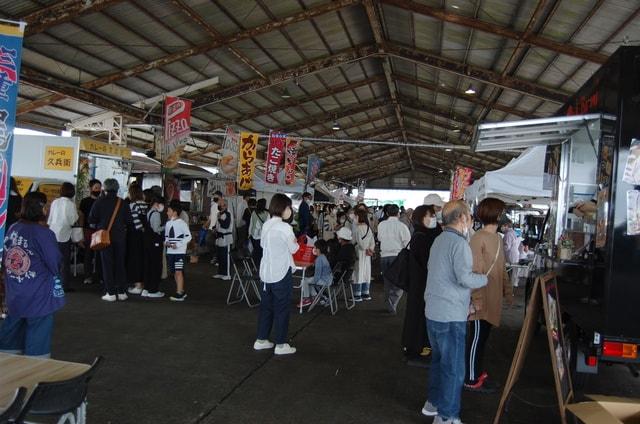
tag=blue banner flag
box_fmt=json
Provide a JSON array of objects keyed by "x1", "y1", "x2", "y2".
[{"x1": 0, "y1": 20, "x2": 25, "y2": 254}]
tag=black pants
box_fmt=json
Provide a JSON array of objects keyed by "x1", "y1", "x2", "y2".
[
  {"x1": 127, "y1": 230, "x2": 145, "y2": 284},
  {"x1": 83, "y1": 231, "x2": 102, "y2": 282},
  {"x1": 217, "y1": 245, "x2": 230, "y2": 276},
  {"x1": 100, "y1": 239, "x2": 127, "y2": 295},
  {"x1": 465, "y1": 319, "x2": 493, "y2": 384},
  {"x1": 251, "y1": 238, "x2": 263, "y2": 267},
  {"x1": 143, "y1": 233, "x2": 163, "y2": 293},
  {"x1": 58, "y1": 241, "x2": 71, "y2": 289}
]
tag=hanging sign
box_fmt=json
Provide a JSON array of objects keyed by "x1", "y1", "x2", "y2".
[
  {"x1": 218, "y1": 126, "x2": 239, "y2": 180},
  {"x1": 284, "y1": 136, "x2": 300, "y2": 185},
  {"x1": 163, "y1": 96, "x2": 192, "y2": 168},
  {"x1": 238, "y1": 132, "x2": 258, "y2": 190},
  {"x1": 265, "y1": 131, "x2": 286, "y2": 184},
  {"x1": 44, "y1": 146, "x2": 74, "y2": 171},
  {"x1": 0, "y1": 21, "x2": 24, "y2": 252},
  {"x1": 450, "y1": 166, "x2": 473, "y2": 200},
  {"x1": 357, "y1": 178, "x2": 366, "y2": 202},
  {"x1": 306, "y1": 154, "x2": 323, "y2": 185}
]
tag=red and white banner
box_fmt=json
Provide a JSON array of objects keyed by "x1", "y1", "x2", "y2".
[
  {"x1": 284, "y1": 137, "x2": 300, "y2": 185},
  {"x1": 450, "y1": 166, "x2": 473, "y2": 200},
  {"x1": 163, "y1": 96, "x2": 192, "y2": 168},
  {"x1": 265, "y1": 131, "x2": 286, "y2": 184}
]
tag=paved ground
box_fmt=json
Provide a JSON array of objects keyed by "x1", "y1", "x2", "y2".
[{"x1": 47, "y1": 262, "x2": 640, "y2": 424}]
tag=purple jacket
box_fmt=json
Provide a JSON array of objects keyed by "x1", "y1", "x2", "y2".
[{"x1": 3, "y1": 222, "x2": 65, "y2": 318}]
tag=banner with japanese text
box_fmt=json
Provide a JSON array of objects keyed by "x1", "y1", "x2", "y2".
[
  {"x1": 163, "y1": 96, "x2": 192, "y2": 168},
  {"x1": 306, "y1": 154, "x2": 323, "y2": 185},
  {"x1": 265, "y1": 131, "x2": 286, "y2": 184},
  {"x1": 0, "y1": 21, "x2": 24, "y2": 254},
  {"x1": 284, "y1": 136, "x2": 300, "y2": 185},
  {"x1": 357, "y1": 178, "x2": 366, "y2": 202},
  {"x1": 218, "y1": 126, "x2": 239, "y2": 181},
  {"x1": 450, "y1": 166, "x2": 473, "y2": 200},
  {"x1": 238, "y1": 132, "x2": 258, "y2": 190}
]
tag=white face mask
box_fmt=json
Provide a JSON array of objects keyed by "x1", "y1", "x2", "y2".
[
  {"x1": 157, "y1": 205, "x2": 165, "y2": 213},
  {"x1": 426, "y1": 217, "x2": 437, "y2": 229},
  {"x1": 436, "y1": 211, "x2": 443, "y2": 223}
]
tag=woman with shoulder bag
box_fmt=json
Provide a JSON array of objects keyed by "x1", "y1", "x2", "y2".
[
  {"x1": 464, "y1": 198, "x2": 513, "y2": 393},
  {"x1": 353, "y1": 209, "x2": 375, "y2": 302}
]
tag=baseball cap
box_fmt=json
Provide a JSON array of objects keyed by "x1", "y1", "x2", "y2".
[
  {"x1": 424, "y1": 194, "x2": 445, "y2": 207},
  {"x1": 336, "y1": 227, "x2": 353, "y2": 241}
]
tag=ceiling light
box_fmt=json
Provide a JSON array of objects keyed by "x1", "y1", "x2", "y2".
[
  {"x1": 332, "y1": 121, "x2": 340, "y2": 131},
  {"x1": 438, "y1": 169, "x2": 444, "y2": 174},
  {"x1": 445, "y1": 148, "x2": 453, "y2": 152},
  {"x1": 281, "y1": 88, "x2": 291, "y2": 99},
  {"x1": 464, "y1": 85, "x2": 476, "y2": 95},
  {"x1": 452, "y1": 128, "x2": 460, "y2": 133},
  {"x1": 452, "y1": 4, "x2": 460, "y2": 9}
]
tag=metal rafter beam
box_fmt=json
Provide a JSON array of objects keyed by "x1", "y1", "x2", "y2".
[
  {"x1": 206, "y1": 75, "x2": 385, "y2": 130},
  {"x1": 349, "y1": 164, "x2": 412, "y2": 182},
  {"x1": 311, "y1": 111, "x2": 392, "y2": 139},
  {"x1": 323, "y1": 145, "x2": 398, "y2": 173},
  {"x1": 336, "y1": 150, "x2": 406, "y2": 177},
  {"x1": 381, "y1": 0, "x2": 607, "y2": 64},
  {"x1": 192, "y1": 44, "x2": 378, "y2": 109},
  {"x1": 17, "y1": 0, "x2": 360, "y2": 114},
  {"x1": 393, "y1": 73, "x2": 532, "y2": 118},
  {"x1": 401, "y1": 109, "x2": 470, "y2": 136},
  {"x1": 386, "y1": 42, "x2": 569, "y2": 103},
  {"x1": 303, "y1": 126, "x2": 401, "y2": 158},
  {"x1": 21, "y1": 0, "x2": 124, "y2": 36},
  {"x1": 283, "y1": 99, "x2": 391, "y2": 133},
  {"x1": 399, "y1": 95, "x2": 475, "y2": 126}
]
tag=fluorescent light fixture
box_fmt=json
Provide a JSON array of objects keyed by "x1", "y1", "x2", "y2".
[
  {"x1": 452, "y1": 128, "x2": 461, "y2": 133},
  {"x1": 438, "y1": 169, "x2": 444, "y2": 173},
  {"x1": 445, "y1": 148, "x2": 453, "y2": 152},
  {"x1": 452, "y1": 4, "x2": 460, "y2": 9},
  {"x1": 281, "y1": 88, "x2": 292, "y2": 99},
  {"x1": 332, "y1": 121, "x2": 340, "y2": 131},
  {"x1": 464, "y1": 85, "x2": 476, "y2": 95}
]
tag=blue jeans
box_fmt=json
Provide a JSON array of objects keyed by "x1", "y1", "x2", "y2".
[
  {"x1": 352, "y1": 282, "x2": 370, "y2": 296},
  {"x1": 257, "y1": 270, "x2": 293, "y2": 344},
  {"x1": 427, "y1": 319, "x2": 467, "y2": 420},
  {"x1": 0, "y1": 314, "x2": 55, "y2": 357}
]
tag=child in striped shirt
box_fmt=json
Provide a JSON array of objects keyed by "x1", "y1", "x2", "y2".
[{"x1": 165, "y1": 200, "x2": 192, "y2": 301}]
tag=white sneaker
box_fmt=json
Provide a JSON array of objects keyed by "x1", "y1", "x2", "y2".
[
  {"x1": 146, "y1": 291, "x2": 165, "y2": 298},
  {"x1": 117, "y1": 293, "x2": 128, "y2": 301},
  {"x1": 83, "y1": 277, "x2": 93, "y2": 285},
  {"x1": 421, "y1": 400, "x2": 438, "y2": 417},
  {"x1": 101, "y1": 294, "x2": 116, "y2": 302},
  {"x1": 220, "y1": 275, "x2": 231, "y2": 281},
  {"x1": 212, "y1": 274, "x2": 228, "y2": 279},
  {"x1": 433, "y1": 416, "x2": 464, "y2": 424},
  {"x1": 274, "y1": 343, "x2": 296, "y2": 355},
  {"x1": 141, "y1": 290, "x2": 149, "y2": 297},
  {"x1": 127, "y1": 287, "x2": 143, "y2": 295},
  {"x1": 253, "y1": 339, "x2": 275, "y2": 350}
]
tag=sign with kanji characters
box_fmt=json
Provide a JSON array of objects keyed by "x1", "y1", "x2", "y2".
[
  {"x1": 306, "y1": 154, "x2": 323, "y2": 185},
  {"x1": 357, "y1": 178, "x2": 366, "y2": 202},
  {"x1": 218, "y1": 126, "x2": 239, "y2": 180},
  {"x1": 80, "y1": 138, "x2": 131, "y2": 159},
  {"x1": 44, "y1": 146, "x2": 75, "y2": 171},
  {"x1": 163, "y1": 96, "x2": 192, "y2": 168},
  {"x1": 265, "y1": 131, "x2": 286, "y2": 184},
  {"x1": 0, "y1": 21, "x2": 23, "y2": 254},
  {"x1": 450, "y1": 166, "x2": 473, "y2": 200},
  {"x1": 238, "y1": 132, "x2": 258, "y2": 190},
  {"x1": 284, "y1": 136, "x2": 300, "y2": 185}
]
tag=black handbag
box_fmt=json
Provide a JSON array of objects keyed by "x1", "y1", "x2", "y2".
[{"x1": 383, "y1": 242, "x2": 411, "y2": 291}]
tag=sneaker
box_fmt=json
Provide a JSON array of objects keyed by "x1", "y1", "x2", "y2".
[
  {"x1": 101, "y1": 294, "x2": 116, "y2": 302},
  {"x1": 83, "y1": 277, "x2": 93, "y2": 285},
  {"x1": 421, "y1": 400, "x2": 438, "y2": 417},
  {"x1": 362, "y1": 294, "x2": 372, "y2": 301},
  {"x1": 170, "y1": 292, "x2": 187, "y2": 302},
  {"x1": 146, "y1": 291, "x2": 165, "y2": 298},
  {"x1": 220, "y1": 275, "x2": 231, "y2": 281},
  {"x1": 420, "y1": 347, "x2": 432, "y2": 357},
  {"x1": 141, "y1": 290, "x2": 149, "y2": 297},
  {"x1": 212, "y1": 274, "x2": 230, "y2": 280},
  {"x1": 253, "y1": 339, "x2": 275, "y2": 350},
  {"x1": 127, "y1": 287, "x2": 143, "y2": 295},
  {"x1": 352, "y1": 296, "x2": 362, "y2": 302},
  {"x1": 433, "y1": 416, "x2": 464, "y2": 424},
  {"x1": 274, "y1": 343, "x2": 296, "y2": 355},
  {"x1": 464, "y1": 377, "x2": 499, "y2": 393},
  {"x1": 296, "y1": 298, "x2": 312, "y2": 308},
  {"x1": 117, "y1": 293, "x2": 128, "y2": 301}
]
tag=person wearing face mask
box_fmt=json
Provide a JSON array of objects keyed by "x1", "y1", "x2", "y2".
[
  {"x1": 402, "y1": 205, "x2": 442, "y2": 367},
  {"x1": 297, "y1": 192, "x2": 313, "y2": 236},
  {"x1": 424, "y1": 194, "x2": 445, "y2": 226},
  {"x1": 142, "y1": 195, "x2": 166, "y2": 298},
  {"x1": 213, "y1": 199, "x2": 234, "y2": 280},
  {"x1": 420, "y1": 200, "x2": 488, "y2": 423},
  {"x1": 254, "y1": 194, "x2": 299, "y2": 355},
  {"x1": 322, "y1": 204, "x2": 338, "y2": 242},
  {"x1": 207, "y1": 191, "x2": 223, "y2": 264},
  {"x1": 79, "y1": 179, "x2": 102, "y2": 285}
]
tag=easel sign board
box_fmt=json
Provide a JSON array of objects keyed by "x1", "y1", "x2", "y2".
[{"x1": 494, "y1": 272, "x2": 574, "y2": 424}]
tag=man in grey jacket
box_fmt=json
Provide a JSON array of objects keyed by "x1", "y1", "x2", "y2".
[{"x1": 421, "y1": 200, "x2": 488, "y2": 424}]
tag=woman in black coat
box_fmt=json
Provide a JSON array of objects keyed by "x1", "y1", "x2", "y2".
[{"x1": 402, "y1": 204, "x2": 442, "y2": 367}]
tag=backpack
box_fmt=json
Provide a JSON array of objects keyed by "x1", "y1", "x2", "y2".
[{"x1": 383, "y1": 242, "x2": 411, "y2": 291}]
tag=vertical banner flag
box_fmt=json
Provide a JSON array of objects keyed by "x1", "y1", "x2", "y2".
[
  {"x1": 238, "y1": 132, "x2": 258, "y2": 190},
  {"x1": 284, "y1": 136, "x2": 300, "y2": 185},
  {"x1": 0, "y1": 20, "x2": 24, "y2": 254},
  {"x1": 163, "y1": 96, "x2": 192, "y2": 169},
  {"x1": 450, "y1": 166, "x2": 473, "y2": 200},
  {"x1": 306, "y1": 155, "x2": 323, "y2": 185},
  {"x1": 218, "y1": 126, "x2": 239, "y2": 181},
  {"x1": 265, "y1": 131, "x2": 286, "y2": 184},
  {"x1": 357, "y1": 178, "x2": 366, "y2": 202}
]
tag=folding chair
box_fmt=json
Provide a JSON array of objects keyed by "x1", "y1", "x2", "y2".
[
  {"x1": 308, "y1": 277, "x2": 339, "y2": 315},
  {"x1": 334, "y1": 265, "x2": 356, "y2": 310},
  {"x1": 0, "y1": 387, "x2": 27, "y2": 424},
  {"x1": 12, "y1": 357, "x2": 103, "y2": 424},
  {"x1": 226, "y1": 252, "x2": 261, "y2": 308}
]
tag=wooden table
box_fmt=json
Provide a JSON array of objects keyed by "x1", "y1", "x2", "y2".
[{"x1": 0, "y1": 352, "x2": 90, "y2": 412}]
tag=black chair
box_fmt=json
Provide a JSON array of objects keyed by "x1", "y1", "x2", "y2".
[
  {"x1": 0, "y1": 387, "x2": 27, "y2": 424},
  {"x1": 12, "y1": 356, "x2": 103, "y2": 424}
]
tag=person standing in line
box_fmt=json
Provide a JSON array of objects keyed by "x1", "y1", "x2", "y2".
[
  {"x1": 377, "y1": 204, "x2": 411, "y2": 314},
  {"x1": 236, "y1": 193, "x2": 250, "y2": 248},
  {"x1": 424, "y1": 194, "x2": 446, "y2": 225},
  {"x1": 402, "y1": 205, "x2": 441, "y2": 367},
  {"x1": 213, "y1": 198, "x2": 233, "y2": 281},
  {"x1": 353, "y1": 209, "x2": 375, "y2": 302},
  {"x1": 254, "y1": 194, "x2": 299, "y2": 355},
  {"x1": 500, "y1": 219, "x2": 521, "y2": 265},
  {"x1": 465, "y1": 198, "x2": 512, "y2": 393},
  {"x1": 400, "y1": 207, "x2": 414, "y2": 235},
  {"x1": 249, "y1": 198, "x2": 269, "y2": 266},
  {"x1": 142, "y1": 195, "x2": 165, "y2": 298},
  {"x1": 322, "y1": 205, "x2": 337, "y2": 242},
  {"x1": 47, "y1": 182, "x2": 78, "y2": 292},
  {"x1": 165, "y1": 200, "x2": 192, "y2": 301},
  {"x1": 242, "y1": 197, "x2": 256, "y2": 247},
  {"x1": 297, "y1": 192, "x2": 312, "y2": 236},
  {"x1": 89, "y1": 179, "x2": 133, "y2": 302},
  {"x1": 421, "y1": 200, "x2": 488, "y2": 424},
  {"x1": 0, "y1": 193, "x2": 64, "y2": 357},
  {"x1": 127, "y1": 184, "x2": 148, "y2": 295},
  {"x1": 79, "y1": 179, "x2": 102, "y2": 285},
  {"x1": 207, "y1": 190, "x2": 223, "y2": 264}
]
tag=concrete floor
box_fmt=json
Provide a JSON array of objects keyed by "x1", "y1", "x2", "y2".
[{"x1": 49, "y1": 262, "x2": 640, "y2": 424}]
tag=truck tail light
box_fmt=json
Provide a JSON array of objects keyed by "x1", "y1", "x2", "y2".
[
  {"x1": 603, "y1": 341, "x2": 638, "y2": 359},
  {"x1": 586, "y1": 355, "x2": 597, "y2": 367}
]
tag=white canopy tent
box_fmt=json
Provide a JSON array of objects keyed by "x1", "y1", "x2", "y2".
[{"x1": 465, "y1": 146, "x2": 552, "y2": 204}]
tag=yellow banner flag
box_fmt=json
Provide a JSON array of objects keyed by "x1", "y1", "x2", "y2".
[{"x1": 238, "y1": 132, "x2": 259, "y2": 190}]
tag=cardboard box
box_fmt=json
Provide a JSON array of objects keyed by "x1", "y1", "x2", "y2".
[{"x1": 567, "y1": 395, "x2": 640, "y2": 423}]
